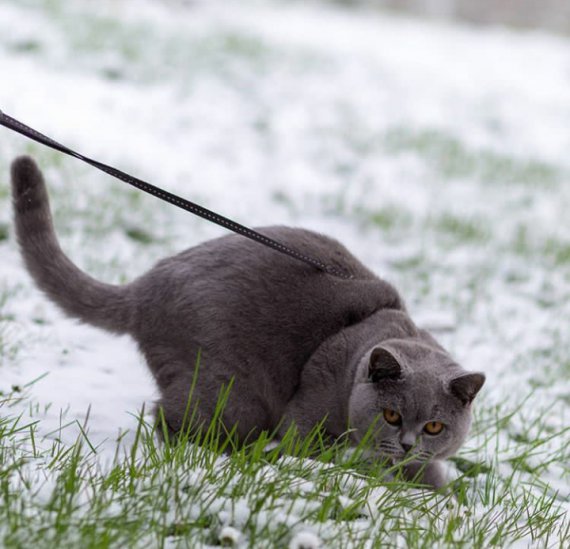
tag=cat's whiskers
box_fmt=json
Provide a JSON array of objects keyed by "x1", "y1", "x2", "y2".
[
  {"x1": 376, "y1": 441, "x2": 404, "y2": 460},
  {"x1": 413, "y1": 450, "x2": 434, "y2": 462}
]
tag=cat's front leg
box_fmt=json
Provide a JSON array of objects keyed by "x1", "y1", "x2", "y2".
[
  {"x1": 275, "y1": 331, "x2": 348, "y2": 446},
  {"x1": 403, "y1": 460, "x2": 447, "y2": 490},
  {"x1": 278, "y1": 395, "x2": 323, "y2": 440}
]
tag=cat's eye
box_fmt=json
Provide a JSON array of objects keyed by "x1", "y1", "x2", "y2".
[
  {"x1": 383, "y1": 408, "x2": 402, "y2": 426},
  {"x1": 424, "y1": 421, "x2": 444, "y2": 435}
]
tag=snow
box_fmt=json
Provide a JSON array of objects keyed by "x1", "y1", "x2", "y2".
[{"x1": 0, "y1": 0, "x2": 569, "y2": 543}]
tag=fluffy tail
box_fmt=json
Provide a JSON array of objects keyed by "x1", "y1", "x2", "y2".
[{"x1": 11, "y1": 156, "x2": 133, "y2": 335}]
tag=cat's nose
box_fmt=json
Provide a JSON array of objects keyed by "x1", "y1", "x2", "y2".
[{"x1": 400, "y1": 432, "x2": 415, "y2": 453}]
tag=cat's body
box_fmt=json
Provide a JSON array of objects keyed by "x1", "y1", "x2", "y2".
[{"x1": 10, "y1": 156, "x2": 484, "y2": 488}]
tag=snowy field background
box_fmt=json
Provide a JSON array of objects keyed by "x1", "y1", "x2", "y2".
[{"x1": 0, "y1": 0, "x2": 569, "y2": 546}]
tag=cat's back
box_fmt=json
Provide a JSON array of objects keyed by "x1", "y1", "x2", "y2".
[
  {"x1": 144, "y1": 226, "x2": 376, "y2": 289},
  {"x1": 131, "y1": 226, "x2": 399, "y2": 351}
]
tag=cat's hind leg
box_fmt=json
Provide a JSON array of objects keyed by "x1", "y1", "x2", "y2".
[{"x1": 154, "y1": 366, "x2": 275, "y2": 448}]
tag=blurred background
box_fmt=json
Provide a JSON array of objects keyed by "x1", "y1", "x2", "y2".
[
  {"x1": 333, "y1": 0, "x2": 570, "y2": 33},
  {"x1": 1, "y1": 0, "x2": 569, "y2": 431}
]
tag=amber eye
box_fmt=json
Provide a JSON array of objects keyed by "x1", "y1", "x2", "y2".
[
  {"x1": 424, "y1": 421, "x2": 444, "y2": 435},
  {"x1": 383, "y1": 408, "x2": 402, "y2": 426}
]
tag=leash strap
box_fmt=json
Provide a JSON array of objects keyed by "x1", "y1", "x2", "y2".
[{"x1": 0, "y1": 109, "x2": 349, "y2": 279}]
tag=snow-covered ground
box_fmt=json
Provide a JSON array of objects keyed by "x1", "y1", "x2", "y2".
[{"x1": 0, "y1": 0, "x2": 569, "y2": 544}]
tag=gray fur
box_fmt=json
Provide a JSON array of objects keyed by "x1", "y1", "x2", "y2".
[{"x1": 10, "y1": 156, "x2": 485, "y2": 488}]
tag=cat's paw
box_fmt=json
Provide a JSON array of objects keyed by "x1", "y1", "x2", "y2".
[{"x1": 403, "y1": 460, "x2": 447, "y2": 490}]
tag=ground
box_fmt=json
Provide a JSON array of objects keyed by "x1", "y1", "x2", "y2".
[{"x1": 0, "y1": 0, "x2": 568, "y2": 547}]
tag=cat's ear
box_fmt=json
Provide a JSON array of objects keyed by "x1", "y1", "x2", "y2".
[
  {"x1": 449, "y1": 372, "x2": 485, "y2": 406},
  {"x1": 368, "y1": 348, "x2": 402, "y2": 383}
]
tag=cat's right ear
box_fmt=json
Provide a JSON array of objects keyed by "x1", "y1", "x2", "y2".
[
  {"x1": 368, "y1": 348, "x2": 402, "y2": 383},
  {"x1": 449, "y1": 372, "x2": 485, "y2": 406}
]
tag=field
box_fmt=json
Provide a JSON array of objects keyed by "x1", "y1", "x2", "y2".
[{"x1": 0, "y1": 0, "x2": 569, "y2": 547}]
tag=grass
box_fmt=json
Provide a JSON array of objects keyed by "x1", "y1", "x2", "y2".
[
  {"x1": 0, "y1": 0, "x2": 569, "y2": 547},
  {"x1": 0, "y1": 381, "x2": 568, "y2": 548},
  {"x1": 0, "y1": 0, "x2": 279, "y2": 88},
  {"x1": 384, "y1": 127, "x2": 564, "y2": 188}
]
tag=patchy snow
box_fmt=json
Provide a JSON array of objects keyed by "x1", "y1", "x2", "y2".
[{"x1": 0, "y1": 0, "x2": 569, "y2": 544}]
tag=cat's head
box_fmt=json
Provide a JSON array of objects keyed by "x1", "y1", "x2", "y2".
[{"x1": 348, "y1": 338, "x2": 484, "y2": 463}]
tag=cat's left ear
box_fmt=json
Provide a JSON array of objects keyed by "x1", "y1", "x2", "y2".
[{"x1": 449, "y1": 372, "x2": 485, "y2": 406}]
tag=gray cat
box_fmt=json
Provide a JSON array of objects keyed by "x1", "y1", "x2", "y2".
[{"x1": 10, "y1": 156, "x2": 484, "y2": 489}]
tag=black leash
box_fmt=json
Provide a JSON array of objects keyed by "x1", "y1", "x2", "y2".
[{"x1": 0, "y1": 109, "x2": 350, "y2": 279}]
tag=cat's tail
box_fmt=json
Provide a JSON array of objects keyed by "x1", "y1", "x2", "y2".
[{"x1": 11, "y1": 156, "x2": 133, "y2": 335}]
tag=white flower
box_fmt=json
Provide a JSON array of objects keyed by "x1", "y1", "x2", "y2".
[
  {"x1": 219, "y1": 526, "x2": 242, "y2": 546},
  {"x1": 289, "y1": 531, "x2": 322, "y2": 549}
]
